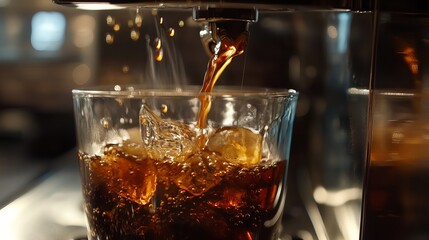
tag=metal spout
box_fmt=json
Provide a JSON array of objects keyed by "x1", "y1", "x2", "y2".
[
  {"x1": 194, "y1": 7, "x2": 255, "y2": 55},
  {"x1": 199, "y1": 20, "x2": 250, "y2": 55}
]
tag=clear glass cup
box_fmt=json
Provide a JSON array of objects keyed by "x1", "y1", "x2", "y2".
[{"x1": 72, "y1": 85, "x2": 298, "y2": 240}]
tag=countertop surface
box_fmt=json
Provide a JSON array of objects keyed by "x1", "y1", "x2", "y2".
[{"x1": 0, "y1": 150, "x2": 88, "y2": 240}]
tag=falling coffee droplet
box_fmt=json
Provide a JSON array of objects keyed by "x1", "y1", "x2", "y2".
[
  {"x1": 127, "y1": 19, "x2": 134, "y2": 28},
  {"x1": 106, "y1": 15, "x2": 114, "y2": 26},
  {"x1": 155, "y1": 48, "x2": 163, "y2": 62},
  {"x1": 159, "y1": 17, "x2": 164, "y2": 25},
  {"x1": 154, "y1": 37, "x2": 161, "y2": 50},
  {"x1": 113, "y1": 24, "x2": 120, "y2": 32},
  {"x1": 178, "y1": 20, "x2": 185, "y2": 28},
  {"x1": 106, "y1": 33, "x2": 114, "y2": 44},
  {"x1": 135, "y1": 14, "x2": 143, "y2": 27},
  {"x1": 131, "y1": 29, "x2": 140, "y2": 41},
  {"x1": 169, "y1": 27, "x2": 175, "y2": 37},
  {"x1": 161, "y1": 104, "x2": 168, "y2": 113}
]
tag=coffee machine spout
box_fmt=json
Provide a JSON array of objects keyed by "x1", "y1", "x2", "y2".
[
  {"x1": 52, "y1": 0, "x2": 370, "y2": 55},
  {"x1": 193, "y1": 7, "x2": 256, "y2": 55}
]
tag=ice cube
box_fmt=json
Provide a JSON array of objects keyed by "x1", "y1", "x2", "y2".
[
  {"x1": 139, "y1": 104, "x2": 198, "y2": 162},
  {"x1": 94, "y1": 144, "x2": 157, "y2": 205},
  {"x1": 174, "y1": 151, "x2": 230, "y2": 196},
  {"x1": 140, "y1": 104, "x2": 158, "y2": 147},
  {"x1": 206, "y1": 127, "x2": 262, "y2": 166}
]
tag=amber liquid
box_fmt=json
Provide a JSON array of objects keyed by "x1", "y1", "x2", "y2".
[{"x1": 80, "y1": 144, "x2": 286, "y2": 240}]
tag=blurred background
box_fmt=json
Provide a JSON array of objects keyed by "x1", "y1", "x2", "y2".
[{"x1": 0, "y1": 0, "x2": 85, "y2": 206}]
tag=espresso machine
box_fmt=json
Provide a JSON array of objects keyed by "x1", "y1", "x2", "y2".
[{"x1": 0, "y1": 0, "x2": 425, "y2": 239}]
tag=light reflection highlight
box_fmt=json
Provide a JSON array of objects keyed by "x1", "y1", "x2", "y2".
[
  {"x1": 72, "y1": 15, "x2": 96, "y2": 48},
  {"x1": 75, "y1": 3, "x2": 125, "y2": 10},
  {"x1": 313, "y1": 186, "x2": 362, "y2": 207},
  {"x1": 72, "y1": 64, "x2": 91, "y2": 85},
  {"x1": 31, "y1": 12, "x2": 66, "y2": 51}
]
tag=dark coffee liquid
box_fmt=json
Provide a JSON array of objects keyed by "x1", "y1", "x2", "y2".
[{"x1": 80, "y1": 143, "x2": 286, "y2": 240}]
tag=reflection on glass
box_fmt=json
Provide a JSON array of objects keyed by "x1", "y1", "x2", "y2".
[{"x1": 365, "y1": 91, "x2": 429, "y2": 239}]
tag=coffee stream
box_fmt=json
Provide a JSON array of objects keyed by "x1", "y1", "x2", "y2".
[
  {"x1": 196, "y1": 24, "x2": 249, "y2": 148},
  {"x1": 197, "y1": 32, "x2": 248, "y2": 127}
]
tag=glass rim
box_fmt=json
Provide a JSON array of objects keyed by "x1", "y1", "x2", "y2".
[{"x1": 72, "y1": 85, "x2": 298, "y2": 98}]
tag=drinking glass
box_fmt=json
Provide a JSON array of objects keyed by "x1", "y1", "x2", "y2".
[{"x1": 72, "y1": 85, "x2": 298, "y2": 240}]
